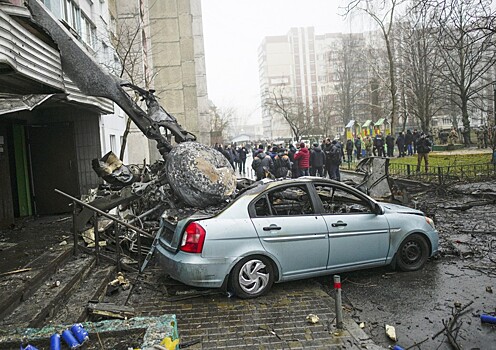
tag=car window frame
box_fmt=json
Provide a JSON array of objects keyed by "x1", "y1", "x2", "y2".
[
  {"x1": 249, "y1": 182, "x2": 317, "y2": 218},
  {"x1": 310, "y1": 181, "x2": 378, "y2": 215}
]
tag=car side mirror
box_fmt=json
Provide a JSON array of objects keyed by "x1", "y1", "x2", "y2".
[{"x1": 374, "y1": 203, "x2": 383, "y2": 215}]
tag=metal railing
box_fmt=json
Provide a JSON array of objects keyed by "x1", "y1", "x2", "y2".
[
  {"x1": 388, "y1": 162, "x2": 496, "y2": 184},
  {"x1": 55, "y1": 189, "x2": 155, "y2": 274}
]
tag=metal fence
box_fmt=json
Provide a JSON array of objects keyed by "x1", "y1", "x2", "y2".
[{"x1": 388, "y1": 162, "x2": 496, "y2": 184}]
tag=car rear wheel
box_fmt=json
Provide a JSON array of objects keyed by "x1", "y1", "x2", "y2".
[
  {"x1": 396, "y1": 233, "x2": 429, "y2": 271},
  {"x1": 229, "y1": 255, "x2": 274, "y2": 299}
]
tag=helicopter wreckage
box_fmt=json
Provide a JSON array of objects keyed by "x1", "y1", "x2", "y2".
[
  {"x1": 27, "y1": 0, "x2": 395, "y2": 268},
  {"x1": 26, "y1": 0, "x2": 244, "y2": 261}
]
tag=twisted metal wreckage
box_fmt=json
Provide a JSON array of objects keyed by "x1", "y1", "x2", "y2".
[
  {"x1": 27, "y1": 0, "x2": 393, "y2": 266},
  {"x1": 26, "y1": 0, "x2": 242, "y2": 255}
]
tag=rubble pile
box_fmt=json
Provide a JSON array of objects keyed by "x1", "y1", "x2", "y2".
[
  {"x1": 77, "y1": 145, "x2": 243, "y2": 264},
  {"x1": 413, "y1": 181, "x2": 496, "y2": 274}
]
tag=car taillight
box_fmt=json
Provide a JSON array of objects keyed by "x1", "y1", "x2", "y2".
[{"x1": 180, "y1": 222, "x2": 206, "y2": 253}]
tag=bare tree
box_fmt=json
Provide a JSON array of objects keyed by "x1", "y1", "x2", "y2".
[
  {"x1": 344, "y1": 0, "x2": 406, "y2": 133},
  {"x1": 427, "y1": 0, "x2": 496, "y2": 144},
  {"x1": 209, "y1": 105, "x2": 233, "y2": 145},
  {"x1": 397, "y1": 6, "x2": 443, "y2": 135},
  {"x1": 109, "y1": 0, "x2": 172, "y2": 160},
  {"x1": 315, "y1": 95, "x2": 336, "y2": 139},
  {"x1": 414, "y1": 0, "x2": 496, "y2": 36},
  {"x1": 108, "y1": 3, "x2": 151, "y2": 160},
  {"x1": 334, "y1": 34, "x2": 369, "y2": 124},
  {"x1": 265, "y1": 86, "x2": 312, "y2": 141}
]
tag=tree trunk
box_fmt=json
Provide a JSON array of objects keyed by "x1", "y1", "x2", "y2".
[{"x1": 461, "y1": 98, "x2": 471, "y2": 145}]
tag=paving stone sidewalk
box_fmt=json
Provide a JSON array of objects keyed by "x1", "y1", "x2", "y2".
[{"x1": 128, "y1": 270, "x2": 385, "y2": 349}]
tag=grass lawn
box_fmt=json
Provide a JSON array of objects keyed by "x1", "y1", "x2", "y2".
[{"x1": 388, "y1": 151, "x2": 494, "y2": 167}]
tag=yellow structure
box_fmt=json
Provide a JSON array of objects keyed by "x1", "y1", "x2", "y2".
[{"x1": 345, "y1": 120, "x2": 362, "y2": 140}]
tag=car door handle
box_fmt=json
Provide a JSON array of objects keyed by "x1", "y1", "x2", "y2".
[
  {"x1": 331, "y1": 222, "x2": 347, "y2": 227},
  {"x1": 263, "y1": 225, "x2": 282, "y2": 231}
]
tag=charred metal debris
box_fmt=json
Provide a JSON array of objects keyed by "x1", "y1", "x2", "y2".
[
  {"x1": 70, "y1": 151, "x2": 251, "y2": 270},
  {"x1": 409, "y1": 182, "x2": 496, "y2": 277},
  {"x1": 72, "y1": 157, "x2": 402, "y2": 272}
]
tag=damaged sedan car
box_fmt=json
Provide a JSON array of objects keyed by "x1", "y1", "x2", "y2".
[{"x1": 156, "y1": 177, "x2": 438, "y2": 299}]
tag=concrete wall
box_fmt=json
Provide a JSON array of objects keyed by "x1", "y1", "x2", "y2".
[
  {"x1": 112, "y1": 0, "x2": 210, "y2": 163},
  {"x1": 149, "y1": 0, "x2": 210, "y2": 151}
]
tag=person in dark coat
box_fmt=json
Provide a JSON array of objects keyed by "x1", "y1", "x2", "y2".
[
  {"x1": 323, "y1": 138, "x2": 332, "y2": 178},
  {"x1": 375, "y1": 133, "x2": 385, "y2": 157},
  {"x1": 273, "y1": 149, "x2": 292, "y2": 178},
  {"x1": 310, "y1": 144, "x2": 325, "y2": 176},
  {"x1": 328, "y1": 140, "x2": 343, "y2": 181},
  {"x1": 232, "y1": 146, "x2": 240, "y2": 172},
  {"x1": 288, "y1": 144, "x2": 298, "y2": 178},
  {"x1": 252, "y1": 151, "x2": 274, "y2": 180},
  {"x1": 218, "y1": 145, "x2": 233, "y2": 165},
  {"x1": 405, "y1": 130, "x2": 414, "y2": 156},
  {"x1": 309, "y1": 143, "x2": 317, "y2": 176},
  {"x1": 412, "y1": 129, "x2": 420, "y2": 154},
  {"x1": 396, "y1": 132, "x2": 405, "y2": 157},
  {"x1": 345, "y1": 139, "x2": 354, "y2": 163},
  {"x1": 225, "y1": 145, "x2": 236, "y2": 169},
  {"x1": 416, "y1": 133, "x2": 432, "y2": 172},
  {"x1": 294, "y1": 142, "x2": 310, "y2": 177},
  {"x1": 385, "y1": 133, "x2": 395, "y2": 157},
  {"x1": 238, "y1": 146, "x2": 247, "y2": 175},
  {"x1": 354, "y1": 136, "x2": 362, "y2": 160},
  {"x1": 253, "y1": 144, "x2": 264, "y2": 158}
]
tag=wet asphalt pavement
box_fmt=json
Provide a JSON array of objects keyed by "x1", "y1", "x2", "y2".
[
  {"x1": 317, "y1": 258, "x2": 495, "y2": 349},
  {"x1": 315, "y1": 175, "x2": 496, "y2": 349},
  {"x1": 1, "y1": 155, "x2": 493, "y2": 349}
]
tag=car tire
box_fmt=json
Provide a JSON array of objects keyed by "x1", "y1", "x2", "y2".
[
  {"x1": 396, "y1": 233, "x2": 429, "y2": 272},
  {"x1": 229, "y1": 255, "x2": 275, "y2": 299}
]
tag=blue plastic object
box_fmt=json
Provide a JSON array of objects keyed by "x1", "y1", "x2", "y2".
[
  {"x1": 392, "y1": 346, "x2": 405, "y2": 350},
  {"x1": 50, "y1": 333, "x2": 61, "y2": 350},
  {"x1": 50, "y1": 333, "x2": 60, "y2": 350},
  {"x1": 61, "y1": 329, "x2": 80, "y2": 349},
  {"x1": 70, "y1": 324, "x2": 89, "y2": 344},
  {"x1": 481, "y1": 314, "x2": 496, "y2": 324},
  {"x1": 20, "y1": 345, "x2": 39, "y2": 350}
]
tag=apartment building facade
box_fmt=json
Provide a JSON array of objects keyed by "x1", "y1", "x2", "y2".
[
  {"x1": 110, "y1": 0, "x2": 210, "y2": 164},
  {"x1": 259, "y1": 27, "x2": 370, "y2": 141},
  {"x1": 0, "y1": 0, "x2": 126, "y2": 226}
]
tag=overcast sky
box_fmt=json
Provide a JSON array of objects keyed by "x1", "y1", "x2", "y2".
[{"x1": 201, "y1": 0, "x2": 362, "y2": 123}]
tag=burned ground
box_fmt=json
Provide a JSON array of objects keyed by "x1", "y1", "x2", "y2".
[
  {"x1": 317, "y1": 180, "x2": 496, "y2": 349},
  {"x1": 1, "y1": 179, "x2": 495, "y2": 349},
  {"x1": 0, "y1": 216, "x2": 73, "y2": 273}
]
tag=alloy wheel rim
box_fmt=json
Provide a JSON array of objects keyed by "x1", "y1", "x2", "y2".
[{"x1": 238, "y1": 259, "x2": 269, "y2": 294}]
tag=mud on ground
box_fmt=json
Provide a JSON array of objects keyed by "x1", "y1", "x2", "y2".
[
  {"x1": 318, "y1": 180, "x2": 496, "y2": 349},
  {"x1": 0, "y1": 215, "x2": 72, "y2": 274}
]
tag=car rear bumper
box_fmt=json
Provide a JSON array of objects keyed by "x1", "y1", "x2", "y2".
[{"x1": 156, "y1": 244, "x2": 234, "y2": 289}]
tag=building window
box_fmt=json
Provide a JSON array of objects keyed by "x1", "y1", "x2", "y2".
[
  {"x1": 43, "y1": 0, "x2": 63, "y2": 18},
  {"x1": 81, "y1": 15, "x2": 96, "y2": 49},
  {"x1": 110, "y1": 134, "x2": 116, "y2": 153},
  {"x1": 62, "y1": 0, "x2": 81, "y2": 33}
]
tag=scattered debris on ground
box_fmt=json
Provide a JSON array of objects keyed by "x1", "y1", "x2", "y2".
[{"x1": 319, "y1": 178, "x2": 496, "y2": 350}]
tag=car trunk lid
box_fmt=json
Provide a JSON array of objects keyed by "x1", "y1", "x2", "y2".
[{"x1": 158, "y1": 208, "x2": 217, "y2": 251}]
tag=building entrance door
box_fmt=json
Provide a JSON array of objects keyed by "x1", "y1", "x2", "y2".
[{"x1": 28, "y1": 123, "x2": 79, "y2": 215}]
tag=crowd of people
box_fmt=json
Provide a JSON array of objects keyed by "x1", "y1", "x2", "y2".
[
  {"x1": 247, "y1": 138, "x2": 347, "y2": 181},
  {"x1": 213, "y1": 144, "x2": 248, "y2": 176},
  {"x1": 213, "y1": 128, "x2": 435, "y2": 182}
]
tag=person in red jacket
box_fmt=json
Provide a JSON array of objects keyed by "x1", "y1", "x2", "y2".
[{"x1": 294, "y1": 142, "x2": 310, "y2": 177}]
